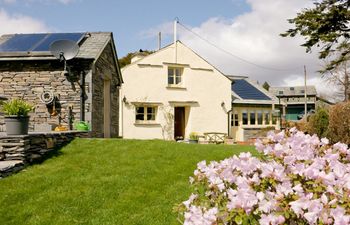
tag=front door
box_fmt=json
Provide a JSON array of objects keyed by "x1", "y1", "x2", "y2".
[{"x1": 174, "y1": 107, "x2": 185, "y2": 140}]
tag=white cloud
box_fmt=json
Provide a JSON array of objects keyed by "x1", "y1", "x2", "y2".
[
  {"x1": 0, "y1": 0, "x2": 16, "y2": 4},
  {"x1": 0, "y1": 0, "x2": 77, "y2": 5},
  {"x1": 143, "y1": 0, "x2": 336, "y2": 99},
  {"x1": 0, "y1": 8, "x2": 50, "y2": 35}
]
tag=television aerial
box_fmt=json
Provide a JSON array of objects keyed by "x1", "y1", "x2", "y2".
[{"x1": 50, "y1": 40, "x2": 79, "y2": 82}]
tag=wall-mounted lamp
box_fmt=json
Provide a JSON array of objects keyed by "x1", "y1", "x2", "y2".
[
  {"x1": 122, "y1": 96, "x2": 127, "y2": 103},
  {"x1": 221, "y1": 101, "x2": 225, "y2": 107}
]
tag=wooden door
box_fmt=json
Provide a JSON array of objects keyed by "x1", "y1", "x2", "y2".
[{"x1": 174, "y1": 107, "x2": 185, "y2": 140}]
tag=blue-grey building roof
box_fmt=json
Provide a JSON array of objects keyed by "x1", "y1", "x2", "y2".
[
  {"x1": 0, "y1": 32, "x2": 113, "y2": 60},
  {"x1": 0, "y1": 33, "x2": 85, "y2": 52},
  {"x1": 232, "y1": 79, "x2": 271, "y2": 100}
]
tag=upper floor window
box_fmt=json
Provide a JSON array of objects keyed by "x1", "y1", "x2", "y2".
[
  {"x1": 278, "y1": 91, "x2": 283, "y2": 95},
  {"x1": 168, "y1": 67, "x2": 183, "y2": 86},
  {"x1": 300, "y1": 90, "x2": 305, "y2": 94}
]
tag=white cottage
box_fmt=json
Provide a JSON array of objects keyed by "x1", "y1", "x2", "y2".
[{"x1": 120, "y1": 41, "x2": 232, "y2": 140}]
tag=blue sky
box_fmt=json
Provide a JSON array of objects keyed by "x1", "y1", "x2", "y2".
[
  {"x1": 0, "y1": 0, "x2": 337, "y2": 100},
  {"x1": 1, "y1": 0, "x2": 250, "y2": 57}
]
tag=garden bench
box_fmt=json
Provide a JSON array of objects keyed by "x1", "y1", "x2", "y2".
[{"x1": 203, "y1": 132, "x2": 227, "y2": 144}]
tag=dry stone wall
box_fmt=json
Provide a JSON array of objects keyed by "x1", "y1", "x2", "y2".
[{"x1": 0, "y1": 131, "x2": 88, "y2": 178}]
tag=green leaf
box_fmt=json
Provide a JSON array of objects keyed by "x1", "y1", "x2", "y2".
[{"x1": 234, "y1": 215, "x2": 243, "y2": 224}]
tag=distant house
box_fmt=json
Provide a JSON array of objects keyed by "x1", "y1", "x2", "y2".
[
  {"x1": 120, "y1": 41, "x2": 232, "y2": 140},
  {"x1": 0, "y1": 32, "x2": 122, "y2": 137},
  {"x1": 229, "y1": 76, "x2": 280, "y2": 142},
  {"x1": 269, "y1": 86, "x2": 317, "y2": 121}
]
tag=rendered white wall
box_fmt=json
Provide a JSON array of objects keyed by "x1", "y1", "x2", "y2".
[{"x1": 120, "y1": 42, "x2": 232, "y2": 140}]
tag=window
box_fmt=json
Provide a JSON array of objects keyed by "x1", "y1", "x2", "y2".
[
  {"x1": 300, "y1": 90, "x2": 305, "y2": 94},
  {"x1": 231, "y1": 111, "x2": 239, "y2": 127},
  {"x1": 135, "y1": 106, "x2": 156, "y2": 121},
  {"x1": 242, "y1": 110, "x2": 248, "y2": 125},
  {"x1": 290, "y1": 87, "x2": 295, "y2": 91},
  {"x1": 264, "y1": 110, "x2": 270, "y2": 125},
  {"x1": 250, "y1": 111, "x2": 256, "y2": 125},
  {"x1": 257, "y1": 110, "x2": 263, "y2": 125},
  {"x1": 234, "y1": 112, "x2": 239, "y2": 126},
  {"x1": 168, "y1": 67, "x2": 183, "y2": 86},
  {"x1": 278, "y1": 91, "x2": 283, "y2": 95}
]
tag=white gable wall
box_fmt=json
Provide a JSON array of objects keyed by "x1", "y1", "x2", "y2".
[{"x1": 120, "y1": 42, "x2": 232, "y2": 140}]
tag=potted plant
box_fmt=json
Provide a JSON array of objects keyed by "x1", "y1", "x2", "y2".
[
  {"x1": 1, "y1": 98, "x2": 33, "y2": 135},
  {"x1": 189, "y1": 132, "x2": 199, "y2": 144}
]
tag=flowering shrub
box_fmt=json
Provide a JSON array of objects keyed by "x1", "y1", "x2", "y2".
[{"x1": 176, "y1": 128, "x2": 350, "y2": 225}]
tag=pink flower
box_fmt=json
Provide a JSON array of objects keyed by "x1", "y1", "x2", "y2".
[
  {"x1": 183, "y1": 194, "x2": 198, "y2": 209},
  {"x1": 184, "y1": 206, "x2": 218, "y2": 225},
  {"x1": 276, "y1": 181, "x2": 293, "y2": 197},
  {"x1": 333, "y1": 142, "x2": 349, "y2": 154},
  {"x1": 259, "y1": 198, "x2": 277, "y2": 213},
  {"x1": 290, "y1": 195, "x2": 312, "y2": 216},
  {"x1": 227, "y1": 188, "x2": 258, "y2": 214},
  {"x1": 259, "y1": 214, "x2": 285, "y2": 225},
  {"x1": 321, "y1": 137, "x2": 329, "y2": 145}
]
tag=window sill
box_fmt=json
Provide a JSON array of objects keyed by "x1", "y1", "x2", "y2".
[
  {"x1": 134, "y1": 121, "x2": 161, "y2": 126},
  {"x1": 166, "y1": 86, "x2": 186, "y2": 90}
]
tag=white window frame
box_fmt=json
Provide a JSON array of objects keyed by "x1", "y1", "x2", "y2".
[
  {"x1": 168, "y1": 67, "x2": 183, "y2": 86},
  {"x1": 135, "y1": 106, "x2": 157, "y2": 122}
]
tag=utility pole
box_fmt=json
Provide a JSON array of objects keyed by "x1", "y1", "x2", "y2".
[
  {"x1": 174, "y1": 18, "x2": 178, "y2": 63},
  {"x1": 304, "y1": 65, "x2": 307, "y2": 121},
  {"x1": 158, "y1": 32, "x2": 161, "y2": 50}
]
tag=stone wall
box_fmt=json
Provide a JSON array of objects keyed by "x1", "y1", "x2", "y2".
[
  {"x1": 0, "y1": 60, "x2": 92, "y2": 133},
  {"x1": 91, "y1": 42, "x2": 120, "y2": 137},
  {"x1": 0, "y1": 131, "x2": 88, "y2": 177}
]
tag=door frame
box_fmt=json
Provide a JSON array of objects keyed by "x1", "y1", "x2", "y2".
[{"x1": 174, "y1": 107, "x2": 185, "y2": 140}]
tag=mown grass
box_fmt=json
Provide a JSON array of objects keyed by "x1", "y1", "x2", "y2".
[{"x1": 0, "y1": 139, "x2": 256, "y2": 225}]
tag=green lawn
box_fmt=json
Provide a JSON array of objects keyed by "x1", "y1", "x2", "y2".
[{"x1": 0, "y1": 139, "x2": 256, "y2": 225}]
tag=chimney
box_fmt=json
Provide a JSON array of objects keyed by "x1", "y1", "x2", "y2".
[{"x1": 131, "y1": 49, "x2": 147, "y2": 63}]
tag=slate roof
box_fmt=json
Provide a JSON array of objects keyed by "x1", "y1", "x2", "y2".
[
  {"x1": 270, "y1": 86, "x2": 317, "y2": 96},
  {"x1": 231, "y1": 79, "x2": 271, "y2": 100},
  {"x1": 0, "y1": 32, "x2": 112, "y2": 61}
]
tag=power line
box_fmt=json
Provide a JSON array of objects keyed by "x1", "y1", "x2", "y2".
[{"x1": 178, "y1": 21, "x2": 301, "y2": 72}]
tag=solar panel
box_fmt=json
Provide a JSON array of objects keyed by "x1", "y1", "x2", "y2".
[
  {"x1": 0, "y1": 34, "x2": 47, "y2": 52},
  {"x1": 0, "y1": 33, "x2": 85, "y2": 52},
  {"x1": 33, "y1": 33, "x2": 85, "y2": 51},
  {"x1": 232, "y1": 79, "x2": 271, "y2": 100}
]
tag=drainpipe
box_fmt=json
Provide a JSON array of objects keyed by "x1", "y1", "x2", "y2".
[{"x1": 80, "y1": 71, "x2": 85, "y2": 121}]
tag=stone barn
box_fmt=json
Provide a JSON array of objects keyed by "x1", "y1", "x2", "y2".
[{"x1": 0, "y1": 32, "x2": 122, "y2": 138}]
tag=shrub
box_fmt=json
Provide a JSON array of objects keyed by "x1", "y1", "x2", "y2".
[
  {"x1": 1, "y1": 98, "x2": 33, "y2": 116},
  {"x1": 177, "y1": 128, "x2": 350, "y2": 224},
  {"x1": 306, "y1": 107, "x2": 329, "y2": 138},
  {"x1": 189, "y1": 132, "x2": 199, "y2": 140},
  {"x1": 328, "y1": 101, "x2": 350, "y2": 144}
]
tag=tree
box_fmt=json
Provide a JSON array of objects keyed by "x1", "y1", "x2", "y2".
[
  {"x1": 323, "y1": 60, "x2": 350, "y2": 101},
  {"x1": 281, "y1": 0, "x2": 350, "y2": 71},
  {"x1": 262, "y1": 81, "x2": 270, "y2": 91}
]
